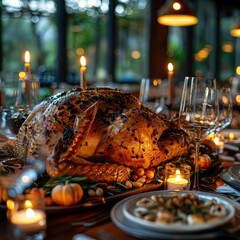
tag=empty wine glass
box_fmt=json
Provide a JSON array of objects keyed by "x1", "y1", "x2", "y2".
[
  {"x1": 139, "y1": 78, "x2": 165, "y2": 114},
  {"x1": 216, "y1": 87, "x2": 232, "y2": 132},
  {"x1": 15, "y1": 76, "x2": 40, "y2": 114},
  {"x1": 179, "y1": 77, "x2": 219, "y2": 191}
]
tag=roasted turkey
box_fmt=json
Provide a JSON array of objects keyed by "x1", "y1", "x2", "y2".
[{"x1": 14, "y1": 88, "x2": 189, "y2": 183}]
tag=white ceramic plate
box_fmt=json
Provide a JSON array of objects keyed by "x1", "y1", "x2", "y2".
[
  {"x1": 111, "y1": 195, "x2": 240, "y2": 240},
  {"x1": 229, "y1": 164, "x2": 240, "y2": 183},
  {"x1": 121, "y1": 190, "x2": 235, "y2": 233}
]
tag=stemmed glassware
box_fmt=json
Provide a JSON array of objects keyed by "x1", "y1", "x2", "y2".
[
  {"x1": 216, "y1": 87, "x2": 232, "y2": 133},
  {"x1": 179, "y1": 77, "x2": 219, "y2": 191},
  {"x1": 139, "y1": 78, "x2": 165, "y2": 114},
  {"x1": 213, "y1": 87, "x2": 232, "y2": 154}
]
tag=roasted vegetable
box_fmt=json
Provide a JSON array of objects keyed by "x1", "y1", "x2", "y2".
[{"x1": 51, "y1": 181, "x2": 84, "y2": 206}]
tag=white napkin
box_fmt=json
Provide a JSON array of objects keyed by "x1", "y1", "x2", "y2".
[
  {"x1": 73, "y1": 234, "x2": 96, "y2": 240},
  {"x1": 216, "y1": 184, "x2": 240, "y2": 197}
]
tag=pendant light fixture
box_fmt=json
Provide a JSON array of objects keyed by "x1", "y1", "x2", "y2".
[
  {"x1": 157, "y1": 0, "x2": 198, "y2": 27},
  {"x1": 230, "y1": 24, "x2": 240, "y2": 38}
]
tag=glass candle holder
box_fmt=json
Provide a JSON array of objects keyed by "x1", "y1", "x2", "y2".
[
  {"x1": 15, "y1": 77, "x2": 40, "y2": 114},
  {"x1": 6, "y1": 192, "x2": 46, "y2": 240},
  {"x1": 164, "y1": 167, "x2": 190, "y2": 191},
  {"x1": 213, "y1": 134, "x2": 224, "y2": 154}
]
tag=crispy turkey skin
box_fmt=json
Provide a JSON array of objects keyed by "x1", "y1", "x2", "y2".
[{"x1": 14, "y1": 88, "x2": 189, "y2": 182}]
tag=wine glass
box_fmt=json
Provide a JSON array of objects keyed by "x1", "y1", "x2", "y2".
[
  {"x1": 216, "y1": 87, "x2": 232, "y2": 133},
  {"x1": 179, "y1": 77, "x2": 219, "y2": 191},
  {"x1": 139, "y1": 78, "x2": 165, "y2": 114},
  {"x1": 212, "y1": 87, "x2": 232, "y2": 153}
]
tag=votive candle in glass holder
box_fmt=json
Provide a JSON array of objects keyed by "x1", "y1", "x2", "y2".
[
  {"x1": 165, "y1": 167, "x2": 190, "y2": 191},
  {"x1": 6, "y1": 193, "x2": 46, "y2": 240},
  {"x1": 213, "y1": 134, "x2": 224, "y2": 154}
]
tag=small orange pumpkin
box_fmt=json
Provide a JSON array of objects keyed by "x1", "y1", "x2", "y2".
[{"x1": 51, "y1": 182, "x2": 84, "y2": 206}]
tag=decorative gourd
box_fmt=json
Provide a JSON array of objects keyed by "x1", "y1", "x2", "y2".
[{"x1": 51, "y1": 181, "x2": 84, "y2": 206}]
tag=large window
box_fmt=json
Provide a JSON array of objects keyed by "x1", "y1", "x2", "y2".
[
  {"x1": 167, "y1": 0, "x2": 240, "y2": 85},
  {"x1": 2, "y1": 0, "x2": 57, "y2": 80},
  {"x1": 1, "y1": 0, "x2": 240, "y2": 90},
  {"x1": 66, "y1": 0, "x2": 150, "y2": 85}
]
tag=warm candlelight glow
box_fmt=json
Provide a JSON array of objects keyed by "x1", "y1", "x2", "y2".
[
  {"x1": 22, "y1": 175, "x2": 30, "y2": 183},
  {"x1": 25, "y1": 200, "x2": 33, "y2": 208},
  {"x1": 24, "y1": 50, "x2": 31, "y2": 78},
  {"x1": 7, "y1": 199, "x2": 15, "y2": 211},
  {"x1": 229, "y1": 132, "x2": 235, "y2": 140},
  {"x1": 19, "y1": 71, "x2": 25, "y2": 80},
  {"x1": 176, "y1": 169, "x2": 180, "y2": 175},
  {"x1": 214, "y1": 136, "x2": 220, "y2": 145},
  {"x1": 11, "y1": 208, "x2": 46, "y2": 233},
  {"x1": 80, "y1": 56, "x2": 87, "y2": 90},
  {"x1": 168, "y1": 62, "x2": 174, "y2": 73},
  {"x1": 80, "y1": 56, "x2": 86, "y2": 67},
  {"x1": 25, "y1": 51, "x2": 30, "y2": 63},
  {"x1": 166, "y1": 168, "x2": 189, "y2": 190},
  {"x1": 173, "y1": 2, "x2": 181, "y2": 10},
  {"x1": 213, "y1": 136, "x2": 224, "y2": 153},
  {"x1": 168, "y1": 62, "x2": 174, "y2": 108},
  {"x1": 26, "y1": 208, "x2": 34, "y2": 218}
]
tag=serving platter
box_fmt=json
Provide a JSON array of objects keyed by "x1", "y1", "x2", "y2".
[
  {"x1": 111, "y1": 193, "x2": 240, "y2": 240},
  {"x1": 119, "y1": 190, "x2": 235, "y2": 233},
  {"x1": 0, "y1": 182, "x2": 163, "y2": 214}
]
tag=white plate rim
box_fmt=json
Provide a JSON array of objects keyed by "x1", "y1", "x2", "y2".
[
  {"x1": 121, "y1": 190, "x2": 235, "y2": 233},
  {"x1": 110, "y1": 196, "x2": 238, "y2": 240}
]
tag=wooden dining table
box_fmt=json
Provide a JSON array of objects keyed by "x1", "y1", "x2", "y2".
[
  {"x1": 1, "y1": 177, "x2": 240, "y2": 240},
  {"x1": 1, "y1": 135, "x2": 240, "y2": 240}
]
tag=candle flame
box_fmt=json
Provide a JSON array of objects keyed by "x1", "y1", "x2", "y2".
[
  {"x1": 19, "y1": 71, "x2": 25, "y2": 80},
  {"x1": 214, "y1": 136, "x2": 219, "y2": 145},
  {"x1": 229, "y1": 132, "x2": 235, "y2": 140},
  {"x1": 26, "y1": 208, "x2": 34, "y2": 218},
  {"x1": 21, "y1": 175, "x2": 30, "y2": 183},
  {"x1": 25, "y1": 51, "x2": 30, "y2": 63},
  {"x1": 176, "y1": 169, "x2": 180, "y2": 175},
  {"x1": 25, "y1": 200, "x2": 33, "y2": 208},
  {"x1": 80, "y1": 56, "x2": 86, "y2": 67},
  {"x1": 168, "y1": 63, "x2": 174, "y2": 71},
  {"x1": 6, "y1": 199, "x2": 15, "y2": 210},
  {"x1": 176, "y1": 175, "x2": 181, "y2": 183},
  {"x1": 176, "y1": 169, "x2": 181, "y2": 183},
  {"x1": 173, "y1": 2, "x2": 181, "y2": 10}
]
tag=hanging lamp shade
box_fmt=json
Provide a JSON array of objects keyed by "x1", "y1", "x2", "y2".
[
  {"x1": 230, "y1": 24, "x2": 240, "y2": 38},
  {"x1": 157, "y1": 0, "x2": 198, "y2": 27}
]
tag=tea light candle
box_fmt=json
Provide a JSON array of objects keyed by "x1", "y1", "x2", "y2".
[
  {"x1": 11, "y1": 208, "x2": 46, "y2": 234},
  {"x1": 80, "y1": 56, "x2": 87, "y2": 90},
  {"x1": 167, "y1": 169, "x2": 188, "y2": 190},
  {"x1": 213, "y1": 136, "x2": 224, "y2": 153},
  {"x1": 229, "y1": 132, "x2": 235, "y2": 140}
]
